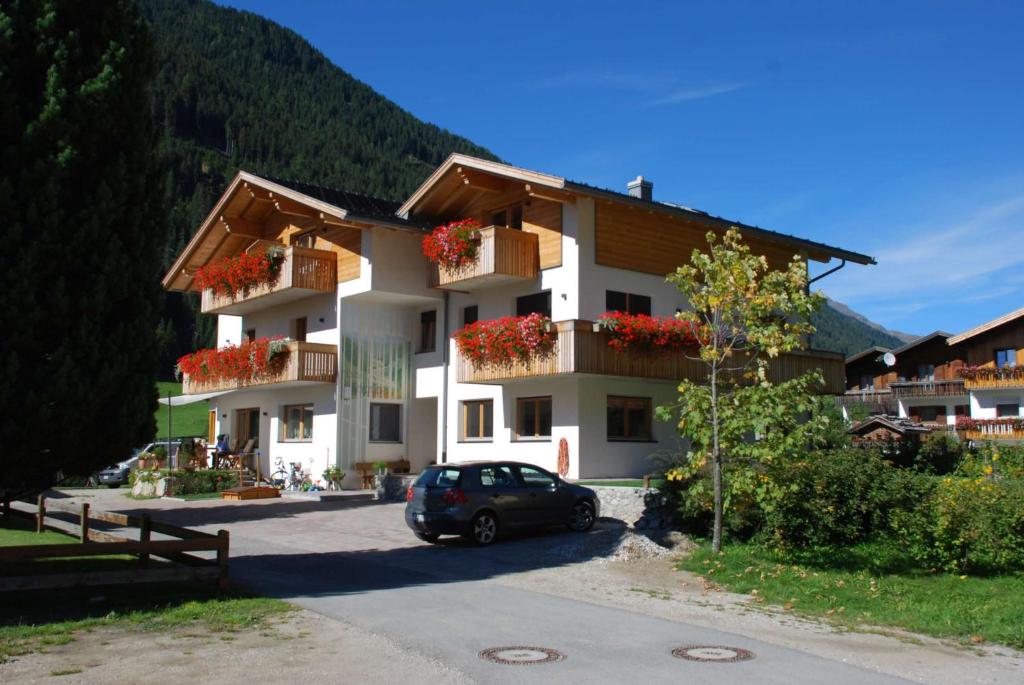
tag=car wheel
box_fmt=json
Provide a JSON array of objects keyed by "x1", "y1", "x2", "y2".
[
  {"x1": 567, "y1": 500, "x2": 595, "y2": 532},
  {"x1": 469, "y1": 511, "x2": 499, "y2": 545},
  {"x1": 414, "y1": 531, "x2": 439, "y2": 544}
]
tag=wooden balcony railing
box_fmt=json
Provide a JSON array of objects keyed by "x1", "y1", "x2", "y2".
[
  {"x1": 888, "y1": 378, "x2": 966, "y2": 398},
  {"x1": 201, "y1": 244, "x2": 337, "y2": 315},
  {"x1": 183, "y1": 341, "x2": 337, "y2": 395},
  {"x1": 962, "y1": 373, "x2": 1024, "y2": 390},
  {"x1": 430, "y1": 226, "x2": 539, "y2": 291},
  {"x1": 456, "y1": 319, "x2": 844, "y2": 393},
  {"x1": 835, "y1": 389, "x2": 898, "y2": 414},
  {"x1": 962, "y1": 427, "x2": 1024, "y2": 441}
]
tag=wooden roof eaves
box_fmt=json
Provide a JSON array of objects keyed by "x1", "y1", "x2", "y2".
[
  {"x1": 398, "y1": 153, "x2": 566, "y2": 217},
  {"x1": 947, "y1": 306, "x2": 1024, "y2": 346}
]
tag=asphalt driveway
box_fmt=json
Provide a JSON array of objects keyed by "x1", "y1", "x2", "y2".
[{"x1": 45, "y1": 489, "x2": 930, "y2": 684}]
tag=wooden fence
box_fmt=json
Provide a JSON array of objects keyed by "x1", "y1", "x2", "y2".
[{"x1": 0, "y1": 495, "x2": 228, "y2": 592}]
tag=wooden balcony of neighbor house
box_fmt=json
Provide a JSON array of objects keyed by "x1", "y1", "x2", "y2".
[
  {"x1": 836, "y1": 388, "x2": 898, "y2": 414},
  {"x1": 959, "y1": 419, "x2": 1024, "y2": 442},
  {"x1": 888, "y1": 378, "x2": 966, "y2": 398},
  {"x1": 200, "y1": 243, "x2": 337, "y2": 315},
  {"x1": 182, "y1": 341, "x2": 338, "y2": 395},
  {"x1": 430, "y1": 226, "x2": 539, "y2": 291},
  {"x1": 456, "y1": 319, "x2": 845, "y2": 393},
  {"x1": 961, "y1": 368, "x2": 1024, "y2": 390}
]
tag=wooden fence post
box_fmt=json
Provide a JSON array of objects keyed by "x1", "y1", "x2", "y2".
[
  {"x1": 36, "y1": 494, "x2": 46, "y2": 533},
  {"x1": 139, "y1": 514, "x2": 151, "y2": 566},
  {"x1": 216, "y1": 529, "x2": 229, "y2": 590},
  {"x1": 80, "y1": 502, "x2": 90, "y2": 543}
]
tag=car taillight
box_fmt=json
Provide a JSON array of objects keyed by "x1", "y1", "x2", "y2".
[
  {"x1": 406, "y1": 486, "x2": 414, "y2": 502},
  {"x1": 442, "y1": 487, "x2": 468, "y2": 505}
]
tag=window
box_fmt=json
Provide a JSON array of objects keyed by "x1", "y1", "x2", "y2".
[
  {"x1": 463, "y1": 305, "x2": 478, "y2": 326},
  {"x1": 516, "y1": 291, "x2": 551, "y2": 318},
  {"x1": 291, "y1": 317, "x2": 307, "y2": 342},
  {"x1": 479, "y1": 465, "x2": 516, "y2": 488},
  {"x1": 292, "y1": 230, "x2": 316, "y2": 248},
  {"x1": 607, "y1": 396, "x2": 653, "y2": 441},
  {"x1": 996, "y1": 349, "x2": 1017, "y2": 368},
  {"x1": 914, "y1": 405, "x2": 944, "y2": 423},
  {"x1": 917, "y1": 364, "x2": 935, "y2": 381},
  {"x1": 245, "y1": 328, "x2": 256, "y2": 343},
  {"x1": 518, "y1": 465, "x2": 556, "y2": 488},
  {"x1": 280, "y1": 404, "x2": 313, "y2": 442},
  {"x1": 515, "y1": 396, "x2": 552, "y2": 440},
  {"x1": 859, "y1": 374, "x2": 874, "y2": 390},
  {"x1": 491, "y1": 204, "x2": 523, "y2": 229},
  {"x1": 461, "y1": 400, "x2": 493, "y2": 441},
  {"x1": 997, "y1": 403, "x2": 1020, "y2": 418},
  {"x1": 605, "y1": 290, "x2": 652, "y2": 316},
  {"x1": 369, "y1": 403, "x2": 401, "y2": 442},
  {"x1": 419, "y1": 310, "x2": 437, "y2": 353},
  {"x1": 954, "y1": 404, "x2": 969, "y2": 416},
  {"x1": 414, "y1": 467, "x2": 461, "y2": 488}
]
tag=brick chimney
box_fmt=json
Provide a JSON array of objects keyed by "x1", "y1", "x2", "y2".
[{"x1": 627, "y1": 175, "x2": 653, "y2": 201}]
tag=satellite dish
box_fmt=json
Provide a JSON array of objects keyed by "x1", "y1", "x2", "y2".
[{"x1": 882, "y1": 352, "x2": 896, "y2": 367}]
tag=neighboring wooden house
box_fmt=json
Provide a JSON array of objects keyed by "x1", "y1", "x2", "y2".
[
  {"x1": 838, "y1": 346, "x2": 897, "y2": 416},
  {"x1": 848, "y1": 415, "x2": 932, "y2": 444}
]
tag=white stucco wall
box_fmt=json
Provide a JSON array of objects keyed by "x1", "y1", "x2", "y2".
[
  {"x1": 211, "y1": 384, "x2": 337, "y2": 484},
  {"x1": 970, "y1": 390, "x2": 1024, "y2": 419},
  {"x1": 897, "y1": 397, "x2": 967, "y2": 426},
  {"x1": 240, "y1": 293, "x2": 337, "y2": 344}
]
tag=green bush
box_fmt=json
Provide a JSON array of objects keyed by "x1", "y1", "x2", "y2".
[
  {"x1": 762, "y1": 448, "x2": 933, "y2": 554},
  {"x1": 658, "y1": 456, "x2": 764, "y2": 540},
  {"x1": 894, "y1": 449, "x2": 1024, "y2": 574},
  {"x1": 913, "y1": 431, "x2": 965, "y2": 474},
  {"x1": 130, "y1": 469, "x2": 239, "y2": 495}
]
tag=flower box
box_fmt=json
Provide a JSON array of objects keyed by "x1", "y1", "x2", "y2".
[
  {"x1": 594, "y1": 312, "x2": 700, "y2": 356},
  {"x1": 176, "y1": 337, "x2": 291, "y2": 385},
  {"x1": 454, "y1": 313, "x2": 556, "y2": 369},
  {"x1": 422, "y1": 219, "x2": 482, "y2": 271}
]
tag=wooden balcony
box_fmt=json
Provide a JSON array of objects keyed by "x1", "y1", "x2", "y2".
[
  {"x1": 200, "y1": 244, "x2": 337, "y2": 315},
  {"x1": 888, "y1": 378, "x2": 966, "y2": 398},
  {"x1": 962, "y1": 428, "x2": 1024, "y2": 441},
  {"x1": 836, "y1": 389, "x2": 897, "y2": 414},
  {"x1": 456, "y1": 319, "x2": 844, "y2": 393},
  {"x1": 962, "y1": 373, "x2": 1024, "y2": 390},
  {"x1": 183, "y1": 341, "x2": 337, "y2": 395},
  {"x1": 430, "y1": 226, "x2": 539, "y2": 291}
]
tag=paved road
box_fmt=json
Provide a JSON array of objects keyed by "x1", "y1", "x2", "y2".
[{"x1": 71, "y1": 492, "x2": 913, "y2": 685}]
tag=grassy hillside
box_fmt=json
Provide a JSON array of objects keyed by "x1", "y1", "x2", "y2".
[
  {"x1": 810, "y1": 302, "x2": 906, "y2": 357},
  {"x1": 154, "y1": 382, "x2": 209, "y2": 440},
  {"x1": 140, "y1": 0, "x2": 499, "y2": 374}
]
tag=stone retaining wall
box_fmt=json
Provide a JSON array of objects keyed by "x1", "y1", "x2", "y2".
[{"x1": 589, "y1": 486, "x2": 673, "y2": 530}]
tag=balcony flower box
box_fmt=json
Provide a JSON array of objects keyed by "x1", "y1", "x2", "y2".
[
  {"x1": 421, "y1": 219, "x2": 482, "y2": 271},
  {"x1": 195, "y1": 245, "x2": 286, "y2": 299},
  {"x1": 957, "y1": 365, "x2": 1024, "y2": 385},
  {"x1": 593, "y1": 312, "x2": 700, "y2": 356},
  {"x1": 454, "y1": 313, "x2": 556, "y2": 369},
  {"x1": 176, "y1": 337, "x2": 291, "y2": 385}
]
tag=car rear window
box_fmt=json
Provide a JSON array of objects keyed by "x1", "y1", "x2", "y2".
[{"x1": 414, "y1": 467, "x2": 462, "y2": 488}]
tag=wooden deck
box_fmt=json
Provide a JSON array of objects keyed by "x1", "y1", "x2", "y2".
[
  {"x1": 201, "y1": 243, "x2": 337, "y2": 315},
  {"x1": 430, "y1": 226, "x2": 539, "y2": 291},
  {"x1": 888, "y1": 379, "x2": 966, "y2": 398},
  {"x1": 457, "y1": 319, "x2": 845, "y2": 393},
  {"x1": 183, "y1": 341, "x2": 338, "y2": 395}
]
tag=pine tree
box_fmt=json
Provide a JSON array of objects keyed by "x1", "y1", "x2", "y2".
[{"x1": 0, "y1": 0, "x2": 166, "y2": 490}]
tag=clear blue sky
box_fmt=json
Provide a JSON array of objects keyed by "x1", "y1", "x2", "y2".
[{"x1": 218, "y1": 1, "x2": 1023, "y2": 337}]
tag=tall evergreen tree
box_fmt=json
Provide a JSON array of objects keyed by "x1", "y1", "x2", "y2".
[{"x1": 0, "y1": 0, "x2": 165, "y2": 489}]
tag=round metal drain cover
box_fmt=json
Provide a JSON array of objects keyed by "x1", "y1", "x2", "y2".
[
  {"x1": 672, "y1": 645, "x2": 755, "y2": 663},
  {"x1": 479, "y1": 646, "x2": 566, "y2": 665}
]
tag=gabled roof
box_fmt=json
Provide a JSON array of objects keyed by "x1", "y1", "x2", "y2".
[
  {"x1": 845, "y1": 346, "x2": 891, "y2": 365},
  {"x1": 947, "y1": 306, "x2": 1024, "y2": 346},
  {"x1": 891, "y1": 331, "x2": 954, "y2": 356},
  {"x1": 400, "y1": 154, "x2": 876, "y2": 266},
  {"x1": 162, "y1": 171, "x2": 422, "y2": 291},
  {"x1": 848, "y1": 415, "x2": 931, "y2": 436}
]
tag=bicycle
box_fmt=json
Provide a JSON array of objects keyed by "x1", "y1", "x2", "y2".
[{"x1": 264, "y1": 456, "x2": 288, "y2": 490}]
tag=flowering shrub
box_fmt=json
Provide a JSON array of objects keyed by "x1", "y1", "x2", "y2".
[
  {"x1": 957, "y1": 365, "x2": 1024, "y2": 382},
  {"x1": 955, "y1": 416, "x2": 1024, "y2": 432},
  {"x1": 421, "y1": 219, "x2": 482, "y2": 270},
  {"x1": 176, "y1": 337, "x2": 291, "y2": 384},
  {"x1": 454, "y1": 313, "x2": 555, "y2": 368},
  {"x1": 195, "y1": 246, "x2": 286, "y2": 298},
  {"x1": 595, "y1": 311, "x2": 700, "y2": 356}
]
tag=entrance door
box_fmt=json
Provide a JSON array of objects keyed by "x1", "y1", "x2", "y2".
[{"x1": 235, "y1": 408, "x2": 260, "y2": 450}]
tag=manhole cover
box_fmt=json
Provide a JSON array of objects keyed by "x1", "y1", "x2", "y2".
[
  {"x1": 672, "y1": 645, "x2": 755, "y2": 663},
  {"x1": 479, "y1": 646, "x2": 566, "y2": 665}
]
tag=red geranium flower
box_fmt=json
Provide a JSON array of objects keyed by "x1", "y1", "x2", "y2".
[{"x1": 422, "y1": 219, "x2": 482, "y2": 270}]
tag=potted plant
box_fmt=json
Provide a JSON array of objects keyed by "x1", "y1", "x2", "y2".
[
  {"x1": 372, "y1": 461, "x2": 389, "y2": 500},
  {"x1": 322, "y1": 465, "x2": 346, "y2": 491},
  {"x1": 421, "y1": 218, "x2": 482, "y2": 271}
]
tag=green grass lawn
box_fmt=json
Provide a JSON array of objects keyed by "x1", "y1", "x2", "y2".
[
  {"x1": 154, "y1": 381, "x2": 209, "y2": 440},
  {"x1": 680, "y1": 541, "x2": 1024, "y2": 649},
  {"x1": 0, "y1": 515, "x2": 291, "y2": 662}
]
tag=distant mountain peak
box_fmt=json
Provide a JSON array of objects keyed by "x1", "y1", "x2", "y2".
[{"x1": 824, "y1": 298, "x2": 918, "y2": 344}]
